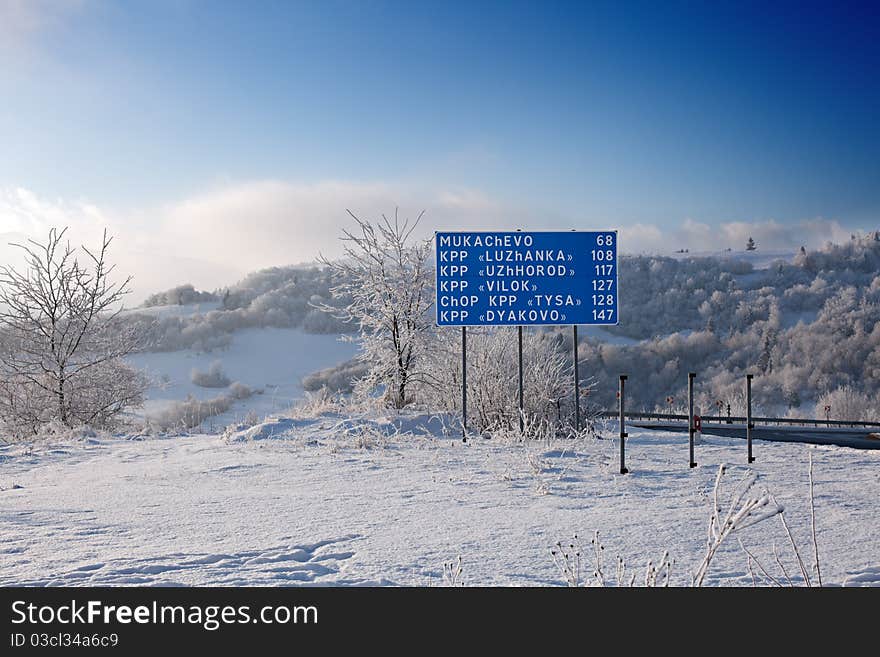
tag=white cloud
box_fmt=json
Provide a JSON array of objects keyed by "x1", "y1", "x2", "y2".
[
  {"x1": 0, "y1": 181, "x2": 514, "y2": 303},
  {"x1": 711, "y1": 218, "x2": 853, "y2": 251},
  {"x1": 1, "y1": 182, "x2": 870, "y2": 304},
  {"x1": 619, "y1": 223, "x2": 663, "y2": 250},
  {"x1": 620, "y1": 217, "x2": 860, "y2": 254},
  {"x1": 156, "y1": 179, "x2": 516, "y2": 273},
  {"x1": 0, "y1": 186, "x2": 239, "y2": 305}
]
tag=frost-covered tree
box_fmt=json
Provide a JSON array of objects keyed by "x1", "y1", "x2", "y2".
[
  {"x1": 756, "y1": 329, "x2": 775, "y2": 374},
  {"x1": 0, "y1": 228, "x2": 146, "y2": 437},
  {"x1": 815, "y1": 385, "x2": 875, "y2": 422},
  {"x1": 746, "y1": 236, "x2": 757, "y2": 251},
  {"x1": 317, "y1": 210, "x2": 433, "y2": 408},
  {"x1": 143, "y1": 284, "x2": 217, "y2": 307},
  {"x1": 190, "y1": 360, "x2": 231, "y2": 388}
]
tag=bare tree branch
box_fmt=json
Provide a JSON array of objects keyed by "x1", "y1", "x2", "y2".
[
  {"x1": 0, "y1": 227, "x2": 146, "y2": 437},
  {"x1": 313, "y1": 209, "x2": 433, "y2": 408}
]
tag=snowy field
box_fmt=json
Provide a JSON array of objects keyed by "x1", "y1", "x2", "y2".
[
  {"x1": 2, "y1": 415, "x2": 878, "y2": 587},
  {"x1": 668, "y1": 248, "x2": 795, "y2": 269},
  {"x1": 126, "y1": 326, "x2": 358, "y2": 428}
]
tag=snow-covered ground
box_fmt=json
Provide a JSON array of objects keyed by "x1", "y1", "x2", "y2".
[
  {"x1": 668, "y1": 248, "x2": 795, "y2": 269},
  {"x1": 576, "y1": 325, "x2": 641, "y2": 346},
  {"x1": 2, "y1": 415, "x2": 878, "y2": 587}
]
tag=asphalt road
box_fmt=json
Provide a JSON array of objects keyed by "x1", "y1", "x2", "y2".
[{"x1": 630, "y1": 421, "x2": 880, "y2": 450}]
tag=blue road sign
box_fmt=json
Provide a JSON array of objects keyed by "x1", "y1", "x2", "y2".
[{"x1": 435, "y1": 230, "x2": 618, "y2": 326}]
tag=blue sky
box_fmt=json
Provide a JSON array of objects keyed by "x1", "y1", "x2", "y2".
[{"x1": 0, "y1": 1, "x2": 878, "y2": 296}]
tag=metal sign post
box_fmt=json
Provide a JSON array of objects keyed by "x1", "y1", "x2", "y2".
[
  {"x1": 573, "y1": 325, "x2": 580, "y2": 432},
  {"x1": 619, "y1": 375, "x2": 628, "y2": 474},
  {"x1": 688, "y1": 372, "x2": 697, "y2": 468},
  {"x1": 518, "y1": 325, "x2": 524, "y2": 434},
  {"x1": 746, "y1": 373, "x2": 754, "y2": 463},
  {"x1": 461, "y1": 326, "x2": 467, "y2": 442}
]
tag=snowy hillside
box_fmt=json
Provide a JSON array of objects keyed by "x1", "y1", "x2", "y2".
[
  {"x1": 3, "y1": 235, "x2": 880, "y2": 589},
  {"x1": 666, "y1": 247, "x2": 796, "y2": 270},
  {"x1": 119, "y1": 234, "x2": 880, "y2": 431},
  {"x1": 1, "y1": 416, "x2": 878, "y2": 586},
  {"x1": 568, "y1": 235, "x2": 880, "y2": 415},
  {"x1": 126, "y1": 325, "x2": 356, "y2": 431}
]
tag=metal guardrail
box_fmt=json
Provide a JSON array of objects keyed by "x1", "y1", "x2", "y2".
[{"x1": 596, "y1": 410, "x2": 880, "y2": 430}]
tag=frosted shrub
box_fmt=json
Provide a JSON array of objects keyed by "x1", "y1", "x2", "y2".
[
  {"x1": 147, "y1": 384, "x2": 253, "y2": 432},
  {"x1": 143, "y1": 284, "x2": 217, "y2": 307},
  {"x1": 228, "y1": 381, "x2": 255, "y2": 400},
  {"x1": 815, "y1": 385, "x2": 875, "y2": 421},
  {"x1": 551, "y1": 532, "x2": 672, "y2": 587},
  {"x1": 423, "y1": 327, "x2": 577, "y2": 436},
  {"x1": 302, "y1": 358, "x2": 369, "y2": 393},
  {"x1": 148, "y1": 395, "x2": 231, "y2": 432},
  {"x1": 693, "y1": 464, "x2": 783, "y2": 586},
  {"x1": 289, "y1": 386, "x2": 348, "y2": 418},
  {"x1": 190, "y1": 360, "x2": 231, "y2": 388}
]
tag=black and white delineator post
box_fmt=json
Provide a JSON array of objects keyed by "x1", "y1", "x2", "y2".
[
  {"x1": 573, "y1": 325, "x2": 580, "y2": 432},
  {"x1": 518, "y1": 325, "x2": 524, "y2": 434},
  {"x1": 619, "y1": 374, "x2": 628, "y2": 474},
  {"x1": 461, "y1": 327, "x2": 467, "y2": 442},
  {"x1": 746, "y1": 373, "x2": 754, "y2": 463},
  {"x1": 688, "y1": 371, "x2": 697, "y2": 468}
]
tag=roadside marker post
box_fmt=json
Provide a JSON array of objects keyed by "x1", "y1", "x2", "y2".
[
  {"x1": 688, "y1": 372, "x2": 697, "y2": 468},
  {"x1": 746, "y1": 373, "x2": 754, "y2": 463},
  {"x1": 518, "y1": 325, "x2": 524, "y2": 434},
  {"x1": 619, "y1": 374, "x2": 628, "y2": 474}
]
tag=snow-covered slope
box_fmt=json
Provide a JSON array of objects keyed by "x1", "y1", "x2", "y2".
[
  {"x1": 2, "y1": 418, "x2": 877, "y2": 586},
  {"x1": 667, "y1": 248, "x2": 795, "y2": 269},
  {"x1": 119, "y1": 233, "x2": 880, "y2": 421},
  {"x1": 126, "y1": 325, "x2": 357, "y2": 428}
]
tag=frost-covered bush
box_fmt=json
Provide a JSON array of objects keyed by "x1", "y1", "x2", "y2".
[
  {"x1": 190, "y1": 361, "x2": 231, "y2": 388},
  {"x1": 147, "y1": 383, "x2": 254, "y2": 432},
  {"x1": 302, "y1": 358, "x2": 370, "y2": 393},
  {"x1": 0, "y1": 358, "x2": 147, "y2": 439},
  {"x1": 289, "y1": 386, "x2": 350, "y2": 418},
  {"x1": 143, "y1": 284, "x2": 217, "y2": 307},
  {"x1": 228, "y1": 381, "x2": 254, "y2": 400},
  {"x1": 421, "y1": 327, "x2": 577, "y2": 435},
  {"x1": 815, "y1": 386, "x2": 876, "y2": 422}
]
